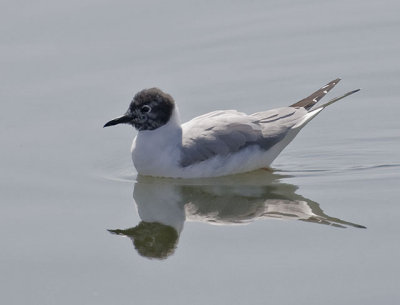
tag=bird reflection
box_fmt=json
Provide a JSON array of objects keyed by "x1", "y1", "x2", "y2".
[{"x1": 109, "y1": 170, "x2": 365, "y2": 259}]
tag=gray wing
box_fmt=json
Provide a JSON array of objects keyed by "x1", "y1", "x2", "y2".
[{"x1": 180, "y1": 108, "x2": 307, "y2": 167}]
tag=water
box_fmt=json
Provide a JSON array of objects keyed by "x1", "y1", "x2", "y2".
[{"x1": 1, "y1": 0, "x2": 400, "y2": 304}]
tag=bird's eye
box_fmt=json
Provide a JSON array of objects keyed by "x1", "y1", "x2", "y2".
[{"x1": 141, "y1": 105, "x2": 151, "y2": 113}]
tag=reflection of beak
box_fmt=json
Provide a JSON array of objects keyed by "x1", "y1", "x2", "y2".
[{"x1": 103, "y1": 114, "x2": 131, "y2": 128}]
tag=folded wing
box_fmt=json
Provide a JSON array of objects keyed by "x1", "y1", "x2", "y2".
[{"x1": 180, "y1": 108, "x2": 307, "y2": 167}]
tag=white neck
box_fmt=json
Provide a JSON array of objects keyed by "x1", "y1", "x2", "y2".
[{"x1": 131, "y1": 107, "x2": 183, "y2": 176}]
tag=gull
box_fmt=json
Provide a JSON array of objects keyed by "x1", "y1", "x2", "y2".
[{"x1": 104, "y1": 78, "x2": 359, "y2": 178}]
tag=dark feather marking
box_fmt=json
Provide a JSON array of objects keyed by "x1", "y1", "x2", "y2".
[
  {"x1": 290, "y1": 78, "x2": 341, "y2": 110},
  {"x1": 129, "y1": 88, "x2": 175, "y2": 131},
  {"x1": 258, "y1": 111, "x2": 295, "y2": 123}
]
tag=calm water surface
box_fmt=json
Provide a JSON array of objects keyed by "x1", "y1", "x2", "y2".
[{"x1": 1, "y1": 0, "x2": 400, "y2": 304}]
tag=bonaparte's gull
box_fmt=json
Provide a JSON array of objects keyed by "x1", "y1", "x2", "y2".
[{"x1": 104, "y1": 78, "x2": 359, "y2": 178}]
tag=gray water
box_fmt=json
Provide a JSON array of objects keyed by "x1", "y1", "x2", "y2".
[{"x1": 1, "y1": 0, "x2": 400, "y2": 304}]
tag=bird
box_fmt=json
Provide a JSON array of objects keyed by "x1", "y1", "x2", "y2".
[{"x1": 104, "y1": 78, "x2": 360, "y2": 178}]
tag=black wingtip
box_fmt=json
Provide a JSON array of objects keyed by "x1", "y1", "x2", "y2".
[
  {"x1": 317, "y1": 88, "x2": 361, "y2": 109},
  {"x1": 344, "y1": 88, "x2": 361, "y2": 97},
  {"x1": 290, "y1": 78, "x2": 343, "y2": 109}
]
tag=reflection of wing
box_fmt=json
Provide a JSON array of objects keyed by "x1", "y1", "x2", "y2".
[
  {"x1": 179, "y1": 180, "x2": 365, "y2": 229},
  {"x1": 180, "y1": 107, "x2": 307, "y2": 167},
  {"x1": 300, "y1": 201, "x2": 366, "y2": 228}
]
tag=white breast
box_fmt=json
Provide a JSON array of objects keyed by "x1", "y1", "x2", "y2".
[{"x1": 131, "y1": 109, "x2": 184, "y2": 177}]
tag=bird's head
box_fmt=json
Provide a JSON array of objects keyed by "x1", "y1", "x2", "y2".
[{"x1": 104, "y1": 88, "x2": 175, "y2": 131}]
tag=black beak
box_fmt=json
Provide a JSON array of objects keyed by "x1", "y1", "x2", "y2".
[{"x1": 103, "y1": 115, "x2": 131, "y2": 128}]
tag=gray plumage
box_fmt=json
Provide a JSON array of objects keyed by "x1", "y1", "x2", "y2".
[{"x1": 180, "y1": 107, "x2": 307, "y2": 167}]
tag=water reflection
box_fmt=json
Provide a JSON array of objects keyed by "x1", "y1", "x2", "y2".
[{"x1": 109, "y1": 170, "x2": 365, "y2": 259}]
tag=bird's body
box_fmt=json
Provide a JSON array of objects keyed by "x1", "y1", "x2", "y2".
[
  {"x1": 104, "y1": 79, "x2": 359, "y2": 178},
  {"x1": 131, "y1": 107, "x2": 319, "y2": 178}
]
